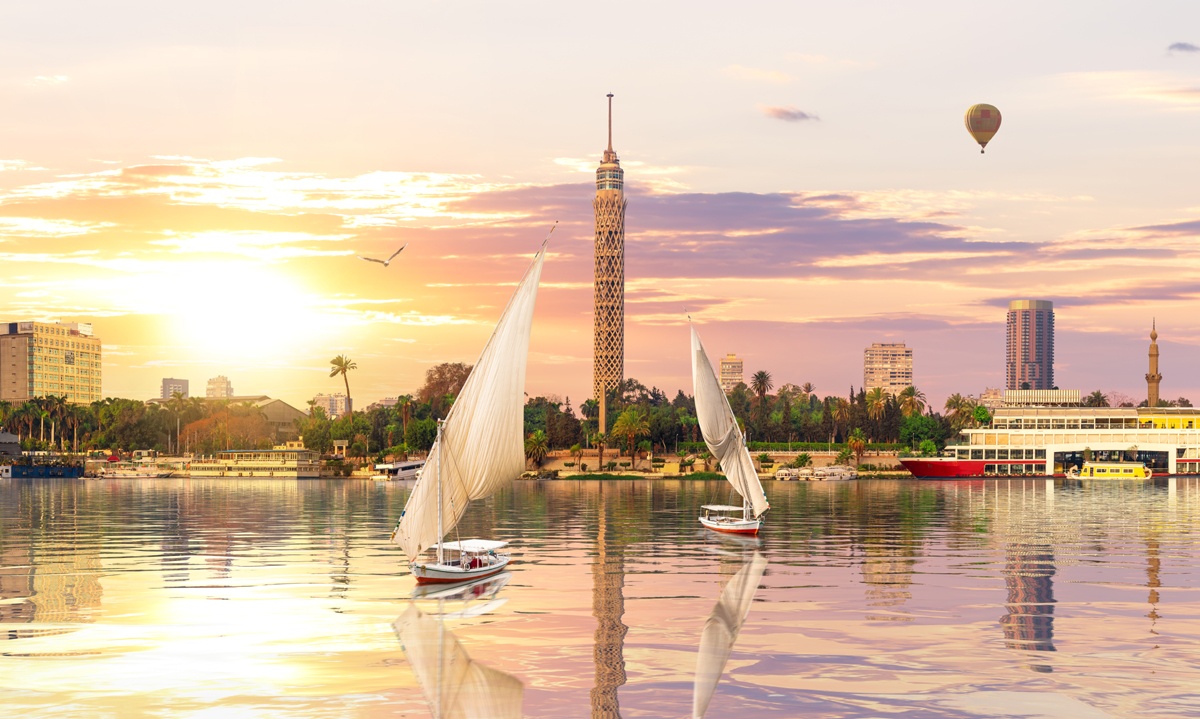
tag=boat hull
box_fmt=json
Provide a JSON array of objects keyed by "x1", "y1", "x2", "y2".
[
  {"x1": 411, "y1": 555, "x2": 511, "y2": 585},
  {"x1": 900, "y1": 458, "x2": 1051, "y2": 479},
  {"x1": 698, "y1": 515, "x2": 762, "y2": 535}
]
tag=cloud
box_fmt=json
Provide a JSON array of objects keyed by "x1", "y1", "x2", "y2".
[
  {"x1": 721, "y1": 65, "x2": 792, "y2": 84},
  {"x1": 29, "y1": 75, "x2": 69, "y2": 86},
  {"x1": 1168, "y1": 42, "x2": 1200, "y2": 53},
  {"x1": 760, "y1": 105, "x2": 820, "y2": 122}
]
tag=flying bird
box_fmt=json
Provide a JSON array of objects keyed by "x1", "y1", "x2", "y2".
[{"x1": 358, "y1": 244, "x2": 408, "y2": 267}]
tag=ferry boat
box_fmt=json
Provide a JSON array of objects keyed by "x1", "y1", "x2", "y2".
[
  {"x1": 1067, "y1": 461, "x2": 1152, "y2": 479},
  {"x1": 189, "y1": 443, "x2": 321, "y2": 479},
  {"x1": 371, "y1": 459, "x2": 424, "y2": 481},
  {"x1": 902, "y1": 405, "x2": 1200, "y2": 479}
]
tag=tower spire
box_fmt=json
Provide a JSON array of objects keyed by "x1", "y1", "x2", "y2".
[
  {"x1": 1147, "y1": 319, "x2": 1162, "y2": 408},
  {"x1": 607, "y1": 93, "x2": 614, "y2": 153}
]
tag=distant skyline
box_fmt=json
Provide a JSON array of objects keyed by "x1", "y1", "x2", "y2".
[{"x1": 3, "y1": 2, "x2": 1200, "y2": 410}]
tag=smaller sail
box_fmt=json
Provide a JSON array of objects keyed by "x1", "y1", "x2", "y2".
[
  {"x1": 394, "y1": 604, "x2": 524, "y2": 719},
  {"x1": 392, "y1": 246, "x2": 545, "y2": 561},
  {"x1": 692, "y1": 552, "x2": 768, "y2": 718},
  {"x1": 690, "y1": 325, "x2": 769, "y2": 517}
]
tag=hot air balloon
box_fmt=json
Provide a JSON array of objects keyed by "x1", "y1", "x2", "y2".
[{"x1": 964, "y1": 104, "x2": 1002, "y2": 154}]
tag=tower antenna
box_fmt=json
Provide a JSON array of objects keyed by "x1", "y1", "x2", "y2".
[{"x1": 606, "y1": 93, "x2": 614, "y2": 154}]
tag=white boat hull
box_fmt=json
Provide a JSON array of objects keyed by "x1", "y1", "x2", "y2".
[
  {"x1": 411, "y1": 554, "x2": 511, "y2": 584},
  {"x1": 698, "y1": 515, "x2": 762, "y2": 535}
]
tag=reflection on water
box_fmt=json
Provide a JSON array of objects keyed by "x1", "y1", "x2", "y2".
[
  {"x1": 693, "y1": 551, "x2": 767, "y2": 718},
  {"x1": 0, "y1": 478, "x2": 1199, "y2": 717},
  {"x1": 395, "y1": 574, "x2": 523, "y2": 718}
]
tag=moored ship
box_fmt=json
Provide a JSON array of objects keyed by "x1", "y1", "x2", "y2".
[{"x1": 902, "y1": 406, "x2": 1200, "y2": 479}]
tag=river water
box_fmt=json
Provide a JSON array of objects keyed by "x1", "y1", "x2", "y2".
[{"x1": 1, "y1": 477, "x2": 1198, "y2": 718}]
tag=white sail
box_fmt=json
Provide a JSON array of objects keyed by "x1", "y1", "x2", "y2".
[
  {"x1": 690, "y1": 325, "x2": 769, "y2": 518},
  {"x1": 394, "y1": 604, "x2": 524, "y2": 719},
  {"x1": 393, "y1": 246, "x2": 545, "y2": 561},
  {"x1": 692, "y1": 552, "x2": 768, "y2": 718}
]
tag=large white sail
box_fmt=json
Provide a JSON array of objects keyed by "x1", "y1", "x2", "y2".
[
  {"x1": 392, "y1": 246, "x2": 545, "y2": 561},
  {"x1": 690, "y1": 325, "x2": 769, "y2": 517},
  {"x1": 394, "y1": 604, "x2": 524, "y2": 719},
  {"x1": 692, "y1": 552, "x2": 768, "y2": 718}
]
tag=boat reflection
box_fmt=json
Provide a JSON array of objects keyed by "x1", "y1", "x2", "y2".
[
  {"x1": 693, "y1": 551, "x2": 767, "y2": 718},
  {"x1": 394, "y1": 572, "x2": 523, "y2": 718}
]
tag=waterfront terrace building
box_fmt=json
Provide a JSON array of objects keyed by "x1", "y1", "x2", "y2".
[
  {"x1": 864, "y1": 342, "x2": 913, "y2": 396},
  {"x1": 904, "y1": 405, "x2": 1200, "y2": 477},
  {"x1": 0, "y1": 321, "x2": 102, "y2": 404},
  {"x1": 719, "y1": 354, "x2": 743, "y2": 393},
  {"x1": 1006, "y1": 300, "x2": 1054, "y2": 390}
]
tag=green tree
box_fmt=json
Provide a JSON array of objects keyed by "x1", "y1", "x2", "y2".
[
  {"x1": 405, "y1": 418, "x2": 438, "y2": 453},
  {"x1": 329, "y1": 355, "x2": 358, "y2": 415},
  {"x1": 899, "y1": 386, "x2": 927, "y2": 418},
  {"x1": 848, "y1": 427, "x2": 867, "y2": 467},
  {"x1": 611, "y1": 407, "x2": 650, "y2": 468},
  {"x1": 525, "y1": 429, "x2": 549, "y2": 468},
  {"x1": 919, "y1": 439, "x2": 938, "y2": 456},
  {"x1": 972, "y1": 405, "x2": 992, "y2": 426}
]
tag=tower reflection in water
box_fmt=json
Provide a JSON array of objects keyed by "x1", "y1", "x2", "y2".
[
  {"x1": 591, "y1": 485, "x2": 629, "y2": 719},
  {"x1": 999, "y1": 543, "x2": 1056, "y2": 666},
  {"x1": 394, "y1": 573, "x2": 523, "y2": 719}
]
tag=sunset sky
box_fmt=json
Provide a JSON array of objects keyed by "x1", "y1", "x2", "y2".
[{"x1": 4, "y1": 2, "x2": 1200, "y2": 410}]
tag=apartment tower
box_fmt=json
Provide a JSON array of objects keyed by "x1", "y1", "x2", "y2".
[
  {"x1": 0, "y1": 321, "x2": 102, "y2": 404},
  {"x1": 1006, "y1": 300, "x2": 1055, "y2": 390},
  {"x1": 593, "y1": 93, "x2": 626, "y2": 434},
  {"x1": 864, "y1": 342, "x2": 913, "y2": 396},
  {"x1": 160, "y1": 378, "x2": 189, "y2": 399},
  {"x1": 719, "y1": 354, "x2": 743, "y2": 393}
]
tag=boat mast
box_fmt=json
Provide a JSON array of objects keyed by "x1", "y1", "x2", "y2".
[{"x1": 436, "y1": 419, "x2": 444, "y2": 566}]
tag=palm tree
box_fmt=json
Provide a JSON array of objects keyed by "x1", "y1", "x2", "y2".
[
  {"x1": 899, "y1": 386, "x2": 927, "y2": 418},
  {"x1": 329, "y1": 355, "x2": 357, "y2": 415},
  {"x1": 569, "y1": 443, "x2": 582, "y2": 467},
  {"x1": 750, "y1": 370, "x2": 773, "y2": 405},
  {"x1": 611, "y1": 407, "x2": 650, "y2": 468},
  {"x1": 1084, "y1": 390, "x2": 1109, "y2": 408},
  {"x1": 397, "y1": 394, "x2": 413, "y2": 434},
  {"x1": 865, "y1": 387, "x2": 888, "y2": 422},
  {"x1": 699, "y1": 450, "x2": 713, "y2": 472},
  {"x1": 800, "y1": 382, "x2": 816, "y2": 404},
  {"x1": 832, "y1": 397, "x2": 850, "y2": 439},
  {"x1": 591, "y1": 432, "x2": 607, "y2": 471},
  {"x1": 847, "y1": 428, "x2": 867, "y2": 468},
  {"x1": 525, "y1": 430, "x2": 549, "y2": 468}
]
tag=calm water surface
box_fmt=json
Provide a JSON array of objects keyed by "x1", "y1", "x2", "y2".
[{"x1": 1, "y1": 478, "x2": 1198, "y2": 718}]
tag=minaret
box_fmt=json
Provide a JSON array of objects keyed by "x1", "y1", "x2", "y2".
[
  {"x1": 593, "y1": 93, "x2": 626, "y2": 435},
  {"x1": 1146, "y1": 320, "x2": 1162, "y2": 408}
]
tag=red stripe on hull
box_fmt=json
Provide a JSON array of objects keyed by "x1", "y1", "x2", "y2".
[
  {"x1": 413, "y1": 565, "x2": 508, "y2": 585},
  {"x1": 705, "y1": 526, "x2": 760, "y2": 535}
]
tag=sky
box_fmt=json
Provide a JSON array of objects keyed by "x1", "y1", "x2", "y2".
[{"x1": 3, "y1": 1, "x2": 1200, "y2": 411}]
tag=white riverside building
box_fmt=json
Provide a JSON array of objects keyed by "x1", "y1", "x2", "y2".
[{"x1": 904, "y1": 406, "x2": 1200, "y2": 478}]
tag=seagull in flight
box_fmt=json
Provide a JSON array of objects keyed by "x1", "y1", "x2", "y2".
[{"x1": 358, "y1": 243, "x2": 408, "y2": 267}]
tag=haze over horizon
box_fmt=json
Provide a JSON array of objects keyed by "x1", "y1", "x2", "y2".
[{"x1": 3, "y1": 1, "x2": 1200, "y2": 411}]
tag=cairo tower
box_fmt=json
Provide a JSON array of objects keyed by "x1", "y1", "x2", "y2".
[{"x1": 593, "y1": 93, "x2": 626, "y2": 434}]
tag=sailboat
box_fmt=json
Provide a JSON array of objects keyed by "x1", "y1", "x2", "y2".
[
  {"x1": 693, "y1": 551, "x2": 768, "y2": 718},
  {"x1": 394, "y1": 575, "x2": 524, "y2": 718},
  {"x1": 691, "y1": 324, "x2": 770, "y2": 534},
  {"x1": 391, "y1": 235, "x2": 548, "y2": 583}
]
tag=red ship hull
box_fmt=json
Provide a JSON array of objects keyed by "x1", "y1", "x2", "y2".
[{"x1": 900, "y1": 458, "x2": 1050, "y2": 479}]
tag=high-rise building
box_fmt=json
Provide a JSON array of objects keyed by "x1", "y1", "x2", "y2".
[
  {"x1": 311, "y1": 392, "x2": 350, "y2": 419},
  {"x1": 593, "y1": 93, "x2": 626, "y2": 433},
  {"x1": 206, "y1": 375, "x2": 233, "y2": 398},
  {"x1": 863, "y1": 342, "x2": 913, "y2": 396},
  {"x1": 1147, "y1": 321, "x2": 1162, "y2": 408},
  {"x1": 1006, "y1": 300, "x2": 1055, "y2": 390},
  {"x1": 160, "y1": 378, "x2": 189, "y2": 399},
  {"x1": 719, "y1": 354, "x2": 743, "y2": 393},
  {"x1": 0, "y1": 321, "x2": 102, "y2": 404}
]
